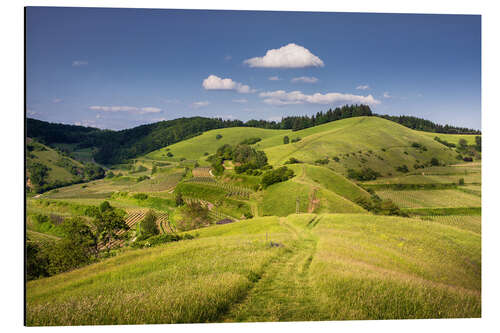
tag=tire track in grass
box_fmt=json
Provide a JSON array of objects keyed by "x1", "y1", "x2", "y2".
[{"x1": 222, "y1": 217, "x2": 320, "y2": 322}]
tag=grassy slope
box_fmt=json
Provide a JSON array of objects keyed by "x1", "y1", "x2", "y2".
[
  {"x1": 259, "y1": 164, "x2": 366, "y2": 216},
  {"x1": 418, "y1": 131, "x2": 479, "y2": 145},
  {"x1": 263, "y1": 117, "x2": 459, "y2": 175},
  {"x1": 27, "y1": 140, "x2": 85, "y2": 183},
  {"x1": 376, "y1": 189, "x2": 481, "y2": 208},
  {"x1": 146, "y1": 127, "x2": 291, "y2": 161},
  {"x1": 27, "y1": 213, "x2": 480, "y2": 325}
]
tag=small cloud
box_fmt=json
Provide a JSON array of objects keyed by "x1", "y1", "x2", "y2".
[
  {"x1": 52, "y1": 98, "x2": 62, "y2": 103},
  {"x1": 232, "y1": 98, "x2": 248, "y2": 103},
  {"x1": 96, "y1": 114, "x2": 101, "y2": 119},
  {"x1": 259, "y1": 90, "x2": 380, "y2": 107},
  {"x1": 383, "y1": 92, "x2": 391, "y2": 98},
  {"x1": 88, "y1": 105, "x2": 162, "y2": 114},
  {"x1": 417, "y1": 93, "x2": 423, "y2": 97},
  {"x1": 244, "y1": 43, "x2": 324, "y2": 68},
  {"x1": 27, "y1": 109, "x2": 37, "y2": 116},
  {"x1": 356, "y1": 85, "x2": 370, "y2": 90},
  {"x1": 202, "y1": 75, "x2": 255, "y2": 94},
  {"x1": 291, "y1": 76, "x2": 318, "y2": 84},
  {"x1": 268, "y1": 76, "x2": 281, "y2": 81},
  {"x1": 72, "y1": 60, "x2": 88, "y2": 67},
  {"x1": 224, "y1": 55, "x2": 232, "y2": 61},
  {"x1": 192, "y1": 101, "x2": 210, "y2": 109}
]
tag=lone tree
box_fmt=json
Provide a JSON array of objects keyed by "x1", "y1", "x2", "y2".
[
  {"x1": 175, "y1": 192, "x2": 185, "y2": 206},
  {"x1": 141, "y1": 210, "x2": 159, "y2": 237},
  {"x1": 283, "y1": 136, "x2": 290, "y2": 144},
  {"x1": 93, "y1": 207, "x2": 129, "y2": 253}
]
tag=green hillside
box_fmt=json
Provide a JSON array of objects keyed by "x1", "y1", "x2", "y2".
[
  {"x1": 26, "y1": 213, "x2": 480, "y2": 325},
  {"x1": 26, "y1": 139, "x2": 105, "y2": 193},
  {"x1": 146, "y1": 127, "x2": 291, "y2": 162},
  {"x1": 263, "y1": 117, "x2": 460, "y2": 174}
]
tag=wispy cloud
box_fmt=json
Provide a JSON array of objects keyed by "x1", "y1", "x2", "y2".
[
  {"x1": 244, "y1": 43, "x2": 324, "y2": 68},
  {"x1": 88, "y1": 105, "x2": 162, "y2": 114},
  {"x1": 268, "y1": 76, "x2": 281, "y2": 81},
  {"x1": 72, "y1": 60, "x2": 88, "y2": 67},
  {"x1": 383, "y1": 92, "x2": 391, "y2": 98},
  {"x1": 259, "y1": 90, "x2": 380, "y2": 107},
  {"x1": 291, "y1": 76, "x2": 318, "y2": 84},
  {"x1": 356, "y1": 85, "x2": 370, "y2": 90},
  {"x1": 224, "y1": 55, "x2": 232, "y2": 61},
  {"x1": 52, "y1": 98, "x2": 62, "y2": 103},
  {"x1": 202, "y1": 75, "x2": 255, "y2": 94},
  {"x1": 27, "y1": 109, "x2": 38, "y2": 116},
  {"x1": 192, "y1": 101, "x2": 210, "y2": 109},
  {"x1": 232, "y1": 98, "x2": 248, "y2": 103}
]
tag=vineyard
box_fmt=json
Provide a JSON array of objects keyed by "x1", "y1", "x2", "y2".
[
  {"x1": 184, "y1": 177, "x2": 252, "y2": 200},
  {"x1": 104, "y1": 208, "x2": 173, "y2": 249},
  {"x1": 192, "y1": 167, "x2": 212, "y2": 177},
  {"x1": 421, "y1": 215, "x2": 481, "y2": 234},
  {"x1": 183, "y1": 196, "x2": 236, "y2": 222},
  {"x1": 376, "y1": 189, "x2": 481, "y2": 208}
]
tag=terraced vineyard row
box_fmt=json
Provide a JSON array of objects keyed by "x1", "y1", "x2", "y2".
[
  {"x1": 184, "y1": 177, "x2": 252, "y2": 199},
  {"x1": 192, "y1": 167, "x2": 212, "y2": 177},
  {"x1": 376, "y1": 189, "x2": 481, "y2": 209},
  {"x1": 103, "y1": 209, "x2": 172, "y2": 250},
  {"x1": 183, "y1": 196, "x2": 236, "y2": 222}
]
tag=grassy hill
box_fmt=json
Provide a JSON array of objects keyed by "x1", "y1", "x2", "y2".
[
  {"x1": 26, "y1": 139, "x2": 105, "y2": 193},
  {"x1": 26, "y1": 213, "x2": 480, "y2": 325},
  {"x1": 147, "y1": 117, "x2": 465, "y2": 177}
]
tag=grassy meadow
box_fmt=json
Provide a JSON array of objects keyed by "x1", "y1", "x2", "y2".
[{"x1": 26, "y1": 115, "x2": 481, "y2": 324}]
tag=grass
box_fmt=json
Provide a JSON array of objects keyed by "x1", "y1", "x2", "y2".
[
  {"x1": 418, "y1": 131, "x2": 479, "y2": 146},
  {"x1": 27, "y1": 213, "x2": 480, "y2": 324},
  {"x1": 376, "y1": 189, "x2": 481, "y2": 208},
  {"x1": 420, "y1": 215, "x2": 481, "y2": 234},
  {"x1": 146, "y1": 127, "x2": 290, "y2": 161}
]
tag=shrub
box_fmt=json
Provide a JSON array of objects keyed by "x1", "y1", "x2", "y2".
[
  {"x1": 291, "y1": 137, "x2": 301, "y2": 143},
  {"x1": 283, "y1": 136, "x2": 289, "y2": 144},
  {"x1": 136, "y1": 175, "x2": 150, "y2": 182},
  {"x1": 333, "y1": 156, "x2": 340, "y2": 162},
  {"x1": 284, "y1": 157, "x2": 301, "y2": 164},
  {"x1": 396, "y1": 165, "x2": 409, "y2": 173},
  {"x1": 216, "y1": 134, "x2": 223, "y2": 140},
  {"x1": 244, "y1": 212, "x2": 254, "y2": 219},
  {"x1": 463, "y1": 156, "x2": 473, "y2": 162},
  {"x1": 166, "y1": 152, "x2": 173, "y2": 157},
  {"x1": 132, "y1": 193, "x2": 149, "y2": 200},
  {"x1": 347, "y1": 168, "x2": 381, "y2": 181},
  {"x1": 239, "y1": 137, "x2": 262, "y2": 145},
  {"x1": 458, "y1": 178, "x2": 465, "y2": 185},
  {"x1": 261, "y1": 166, "x2": 295, "y2": 188},
  {"x1": 315, "y1": 158, "x2": 329, "y2": 165},
  {"x1": 430, "y1": 157, "x2": 439, "y2": 166}
]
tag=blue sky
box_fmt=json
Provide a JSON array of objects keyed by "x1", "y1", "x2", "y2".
[{"x1": 26, "y1": 7, "x2": 481, "y2": 130}]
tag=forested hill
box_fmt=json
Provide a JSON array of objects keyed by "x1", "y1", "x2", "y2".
[{"x1": 27, "y1": 104, "x2": 480, "y2": 165}]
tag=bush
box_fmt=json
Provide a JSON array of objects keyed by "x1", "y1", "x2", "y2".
[
  {"x1": 166, "y1": 152, "x2": 173, "y2": 157},
  {"x1": 284, "y1": 157, "x2": 301, "y2": 164},
  {"x1": 244, "y1": 212, "x2": 254, "y2": 219},
  {"x1": 216, "y1": 134, "x2": 223, "y2": 140},
  {"x1": 261, "y1": 166, "x2": 295, "y2": 188},
  {"x1": 283, "y1": 136, "x2": 289, "y2": 144},
  {"x1": 175, "y1": 192, "x2": 184, "y2": 206},
  {"x1": 239, "y1": 137, "x2": 261, "y2": 145},
  {"x1": 291, "y1": 137, "x2": 301, "y2": 143},
  {"x1": 463, "y1": 156, "x2": 473, "y2": 162},
  {"x1": 315, "y1": 158, "x2": 329, "y2": 165},
  {"x1": 430, "y1": 157, "x2": 439, "y2": 166},
  {"x1": 136, "y1": 175, "x2": 150, "y2": 182},
  {"x1": 458, "y1": 178, "x2": 465, "y2": 185},
  {"x1": 133, "y1": 193, "x2": 149, "y2": 200},
  {"x1": 396, "y1": 165, "x2": 409, "y2": 173},
  {"x1": 347, "y1": 168, "x2": 381, "y2": 181}
]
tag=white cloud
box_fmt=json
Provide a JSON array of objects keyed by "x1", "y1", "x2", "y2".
[
  {"x1": 192, "y1": 101, "x2": 210, "y2": 109},
  {"x1": 232, "y1": 98, "x2": 248, "y2": 103},
  {"x1": 268, "y1": 76, "x2": 281, "y2": 81},
  {"x1": 88, "y1": 105, "x2": 162, "y2": 114},
  {"x1": 27, "y1": 109, "x2": 37, "y2": 116},
  {"x1": 356, "y1": 85, "x2": 370, "y2": 90},
  {"x1": 291, "y1": 76, "x2": 318, "y2": 84},
  {"x1": 224, "y1": 55, "x2": 232, "y2": 61},
  {"x1": 52, "y1": 98, "x2": 62, "y2": 103},
  {"x1": 383, "y1": 92, "x2": 391, "y2": 98},
  {"x1": 259, "y1": 90, "x2": 380, "y2": 107},
  {"x1": 244, "y1": 43, "x2": 324, "y2": 68},
  {"x1": 72, "y1": 60, "x2": 88, "y2": 67},
  {"x1": 202, "y1": 75, "x2": 254, "y2": 94}
]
